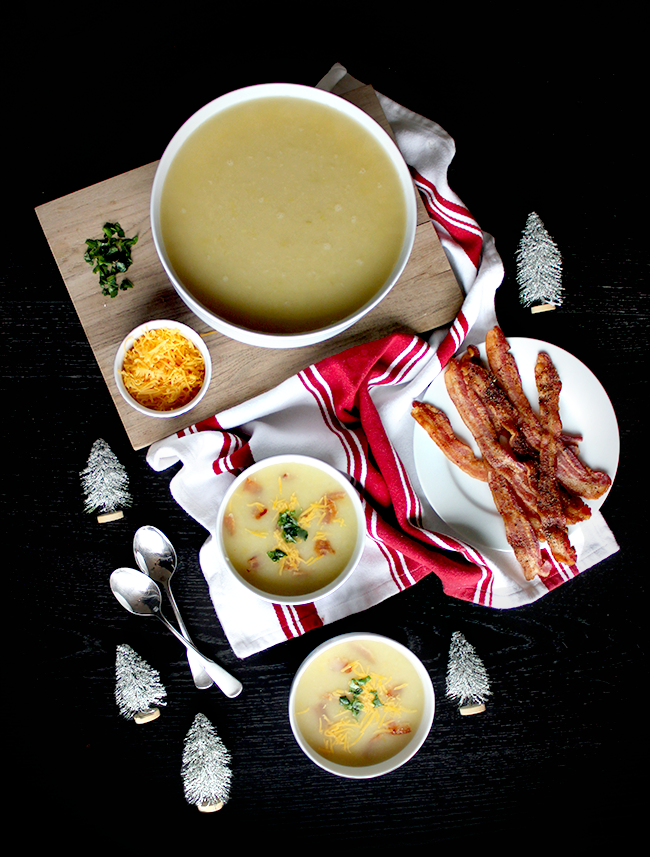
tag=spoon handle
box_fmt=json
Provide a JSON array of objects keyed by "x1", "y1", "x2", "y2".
[
  {"x1": 164, "y1": 582, "x2": 214, "y2": 690},
  {"x1": 156, "y1": 612, "x2": 243, "y2": 698}
]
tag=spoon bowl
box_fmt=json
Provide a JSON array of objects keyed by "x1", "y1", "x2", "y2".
[
  {"x1": 111, "y1": 566, "x2": 162, "y2": 615},
  {"x1": 133, "y1": 525, "x2": 177, "y2": 588}
]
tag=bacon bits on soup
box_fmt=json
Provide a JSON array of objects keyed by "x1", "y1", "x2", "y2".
[
  {"x1": 292, "y1": 638, "x2": 426, "y2": 767},
  {"x1": 221, "y1": 460, "x2": 360, "y2": 597}
]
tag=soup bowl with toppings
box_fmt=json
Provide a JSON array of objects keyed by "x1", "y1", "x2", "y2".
[
  {"x1": 150, "y1": 83, "x2": 417, "y2": 348},
  {"x1": 114, "y1": 319, "x2": 211, "y2": 418},
  {"x1": 289, "y1": 632, "x2": 435, "y2": 778},
  {"x1": 215, "y1": 454, "x2": 366, "y2": 604}
]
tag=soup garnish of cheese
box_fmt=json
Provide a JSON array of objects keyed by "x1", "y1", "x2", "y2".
[
  {"x1": 159, "y1": 95, "x2": 408, "y2": 334},
  {"x1": 221, "y1": 461, "x2": 359, "y2": 596},
  {"x1": 293, "y1": 639, "x2": 425, "y2": 767}
]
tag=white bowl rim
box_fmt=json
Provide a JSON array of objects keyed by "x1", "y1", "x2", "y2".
[
  {"x1": 113, "y1": 318, "x2": 212, "y2": 418},
  {"x1": 288, "y1": 631, "x2": 436, "y2": 778},
  {"x1": 150, "y1": 82, "x2": 418, "y2": 349},
  {"x1": 215, "y1": 454, "x2": 366, "y2": 604}
]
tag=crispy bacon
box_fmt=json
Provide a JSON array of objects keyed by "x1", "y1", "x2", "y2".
[
  {"x1": 534, "y1": 352, "x2": 576, "y2": 565},
  {"x1": 320, "y1": 493, "x2": 345, "y2": 524},
  {"x1": 251, "y1": 502, "x2": 268, "y2": 519},
  {"x1": 243, "y1": 477, "x2": 262, "y2": 494},
  {"x1": 461, "y1": 360, "x2": 537, "y2": 459},
  {"x1": 412, "y1": 400, "x2": 488, "y2": 481},
  {"x1": 485, "y1": 326, "x2": 611, "y2": 500},
  {"x1": 385, "y1": 722, "x2": 412, "y2": 736},
  {"x1": 444, "y1": 358, "x2": 540, "y2": 511},
  {"x1": 488, "y1": 469, "x2": 553, "y2": 580},
  {"x1": 314, "y1": 536, "x2": 335, "y2": 557},
  {"x1": 224, "y1": 512, "x2": 236, "y2": 536},
  {"x1": 560, "y1": 486, "x2": 592, "y2": 524},
  {"x1": 412, "y1": 325, "x2": 612, "y2": 580}
]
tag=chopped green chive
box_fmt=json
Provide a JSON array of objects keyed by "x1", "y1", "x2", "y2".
[{"x1": 84, "y1": 221, "x2": 138, "y2": 298}]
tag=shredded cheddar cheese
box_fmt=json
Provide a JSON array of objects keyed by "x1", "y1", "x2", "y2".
[
  {"x1": 121, "y1": 328, "x2": 205, "y2": 411},
  {"x1": 318, "y1": 661, "x2": 413, "y2": 755},
  {"x1": 266, "y1": 491, "x2": 346, "y2": 575}
]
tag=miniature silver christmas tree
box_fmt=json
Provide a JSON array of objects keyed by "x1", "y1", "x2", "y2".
[
  {"x1": 80, "y1": 438, "x2": 132, "y2": 522},
  {"x1": 181, "y1": 713, "x2": 232, "y2": 812},
  {"x1": 516, "y1": 211, "x2": 563, "y2": 312},
  {"x1": 115, "y1": 643, "x2": 167, "y2": 724},
  {"x1": 446, "y1": 630, "x2": 491, "y2": 715}
]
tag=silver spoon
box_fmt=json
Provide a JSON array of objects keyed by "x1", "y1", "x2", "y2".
[
  {"x1": 133, "y1": 525, "x2": 212, "y2": 690},
  {"x1": 110, "y1": 567, "x2": 243, "y2": 699}
]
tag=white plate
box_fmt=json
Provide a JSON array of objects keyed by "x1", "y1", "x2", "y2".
[{"x1": 413, "y1": 337, "x2": 619, "y2": 552}]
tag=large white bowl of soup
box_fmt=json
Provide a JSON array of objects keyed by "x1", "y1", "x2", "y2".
[
  {"x1": 150, "y1": 83, "x2": 417, "y2": 348},
  {"x1": 289, "y1": 633, "x2": 435, "y2": 778},
  {"x1": 215, "y1": 455, "x2": 366, "y2": 604}
]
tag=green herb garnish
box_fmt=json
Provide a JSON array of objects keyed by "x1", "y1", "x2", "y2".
[
  {"x1": 276, "y1": 510, "x2": 308, "y2": 544},
  {"x1": 371, "y1": 691, "x2": 383, "y2": 708},
  {"x1": 84, "y1": 221, "x2": 138, "y2": 298},
  {"x1": 339, "y1": 695, "x2": 364, "y2": 717},
  {"x1": 267, "y1": 549, "x2": 288, "y2": 563},
  {"x1": 339, "y1": 676, "x2": 373, "y2": 717},
  {"x1": 348, "y1": 676, "x2": 371, "y2": 695}
]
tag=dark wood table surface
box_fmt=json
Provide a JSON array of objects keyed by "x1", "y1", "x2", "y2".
[{"x1": 7, "y1": 25, "x2": 645, "y2": 845}]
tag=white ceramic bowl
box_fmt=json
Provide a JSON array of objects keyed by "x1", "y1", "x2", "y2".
[
  {"x1": 150, "y1": 82, "x2": 417, "y2": 349},
  {"x1": 215, "y1": 454, "x2": 365, "y2": 604},
  {"x1": 289, "y1": 632, "x2": 435, "y2": 778},
  {"x1": 113, "y1": 319, "x2": 212, "y2": 418}
]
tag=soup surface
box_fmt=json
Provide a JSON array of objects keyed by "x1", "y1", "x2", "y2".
[
  {"x1": 221, "y1": 461, "x2": 360, "y2": 596},
  {"x1": 160, "y1": 96, "x2": 408, "y2": 334},
  {"x1": 293, "y1": 638, "x2": 425, "y2": 767}
]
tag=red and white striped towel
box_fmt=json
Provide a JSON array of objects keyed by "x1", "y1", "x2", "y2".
[{"x1": 146, "y1": 65, "x2": 618, "y2": 658}]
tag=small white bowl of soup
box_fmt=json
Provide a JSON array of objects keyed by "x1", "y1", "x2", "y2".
[
  {"x1": 114, "y1": 319, "x2": 211, "y2": 418},
  {"x1": 289, "y1": 632, "x2": 435, "y2": 778},
  {"x1": 215, "y1": 455, "x2": 365, "y2": 604},
  {"x1": 150, "y1": 83, "x2": 417, "y2": 348}
]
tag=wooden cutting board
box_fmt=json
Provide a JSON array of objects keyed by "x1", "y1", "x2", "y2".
[{"x1": 35, "y1": 78, "x2": 463, "y2": 450}]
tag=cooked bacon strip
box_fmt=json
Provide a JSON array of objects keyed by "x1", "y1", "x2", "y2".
[
  {"x1": 460, "y1": 355, "x2": 574, "y2": 556},
  {"x1": 534, "y1": 352, "x2": 576, "y2": 565},
  {"x1": 560, "y1": 486, "x2": 592, "y2": 524},
  {"x1": 412, "y1": 400, "x2": 488, "y2": 481},
  {"x1": 485, "y1": 326, "x2": 611, "y2": 499},
  {"x1": 458, "y1": 343, "x2": 481, "y2": 366},
  {"x1": 461, "y1": 360, "x2": 536, "y2": 459},
  {"x1": 555, "y1": 444, "x2": 611, "y2": 500},
  {"x1": 488, "y1": 469, "x2": 553, "y2": 580},
  {"x1": 444, "y1": 358, "x2": 540, "y2": 510}
]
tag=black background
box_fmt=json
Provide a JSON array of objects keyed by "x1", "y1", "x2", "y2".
[{"x1": 7, "y1": 17, "x2": 645, "y2": 846}]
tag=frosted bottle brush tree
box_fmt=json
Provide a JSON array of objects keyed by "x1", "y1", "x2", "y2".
[
  {"x1": 115, "y1": 643, "x2": 167, "y2": 724},
  {"x1": 80, "y1": 438, "x2": 132, "y2": 522},
  {"x1": 181, "y1": 713, "x2": 232, "y2": 812},
  {"x1": 446, "y1": 630, "x2": 491, "y2": 715},
  {"x1": 516, "y1": 212, "x2": 563, "y2": 312}
]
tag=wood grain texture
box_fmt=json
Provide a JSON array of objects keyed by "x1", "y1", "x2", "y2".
[{"x1": 35, "y1": 83, "x2": 462, "y2": 450}]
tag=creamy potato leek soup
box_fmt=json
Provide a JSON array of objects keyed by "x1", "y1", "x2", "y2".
[
  {"x1": 221, "y1": 459, "x2": 359, "y2": 597},
  {"x1": 293, "y1": 637, "x2": 426, "y2": 767},
  {"x1": 159, "y1": 96, "x2": 408, "y2": 334}
]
